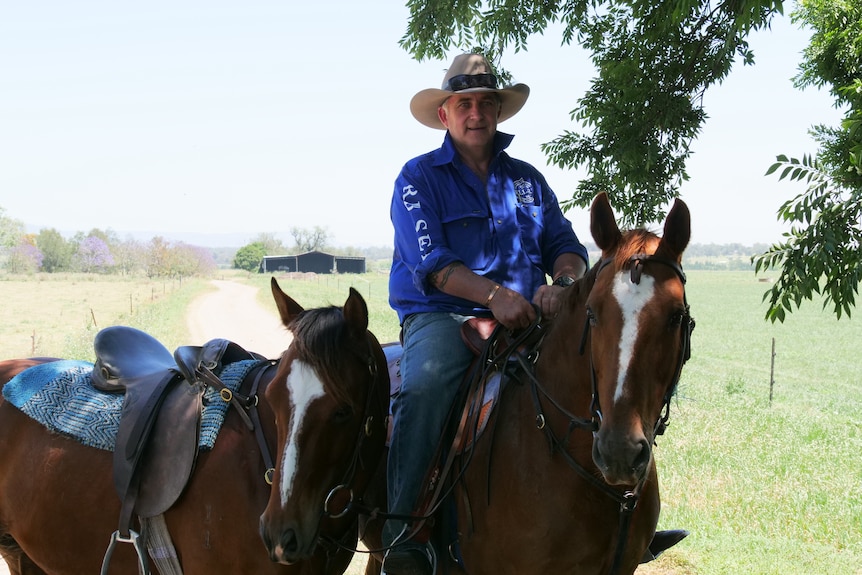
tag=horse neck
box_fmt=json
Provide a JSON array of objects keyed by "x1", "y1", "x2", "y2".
[{"x1": 535, "y1": 274, "x2": 595, "y2": 408}]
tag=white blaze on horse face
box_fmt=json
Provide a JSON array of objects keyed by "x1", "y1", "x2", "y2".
[
  {"x1": 611, "y1": 272, "x2": 656, "y2": 402},
  {"x1": 279, "y1": 359, "x2": 326, "y2": 505}
]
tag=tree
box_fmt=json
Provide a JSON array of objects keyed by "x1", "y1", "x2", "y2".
[
  {"x1": 73, "y1": 235, "x2": 115, "y2": 273},
  {"x1": 5, "y1": 237, "x2": 42, "y2": 274},
  {"x1": 250, "y1": 232, "x2": 286, "y2": 255},
  {"x1": 0, "y1": 206, "x2": 26, "y2": 269},
  {"x1": 753, "y1": 0, "x2": 861, "y2": 321},
  {"x1": 145, "y1": 236, "x2": 173, "y2": 278},
  {"x1": 36, "y1": 228, "x2": 73, "y2": 273},
  {"x1": 401, "y1": 0, "x2": 784, "y2": 226},
  {"x1": 171, "y1": 242, "x2": 217, "y2": 277},
  {"x1": 234, "y1": 242, "x2": 267, "y2": 272},
  {"x1": 290, "y1": 226, "x2": 329, "y2": 253},
  {"x1": 112, "y1": 238, "x2": 147, "y2": 276},
  {"x1": 0, "y1": 206, "x2": 25, "y2": 250}
]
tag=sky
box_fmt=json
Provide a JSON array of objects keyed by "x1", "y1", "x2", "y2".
[{"x1": 0, "y1": 1, "x2": 846, "y2": 249}]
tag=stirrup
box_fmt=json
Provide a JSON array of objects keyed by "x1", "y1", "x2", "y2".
[{"x1": 101, "y1": 529, "x2": 150, "y2": 575}]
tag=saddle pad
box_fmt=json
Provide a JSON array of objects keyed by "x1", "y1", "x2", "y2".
[
  {"x1": 198, "y1": 359, "x2": 261, "y2": 447},
  {"x1": 3, "y1": 360, "x2": 120, "y2": 450},
  {"x1": 3, "y1": 359, "x2": 260, "y2": 452}
]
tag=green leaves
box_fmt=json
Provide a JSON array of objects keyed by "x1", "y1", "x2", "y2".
[
  {"x1": 399, "y1": 0, "x2": 860, "y2": 323},
  {"x1": 753, "y1": 153, "x2": 861, "y2": 322},
  {"x1": 750, "y1": 1, "x2": 862, "y2": 322},
  {"x1": 400, "y1": 0, "x2": 783, "y2": 228}
]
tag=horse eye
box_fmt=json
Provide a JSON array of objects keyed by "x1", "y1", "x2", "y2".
[
  {"x1": 669, "y1": 310, "x2": 685, "y2": 327},
  {"x1": 333, "y1": 405, "x2": 353, "y2": 423}
]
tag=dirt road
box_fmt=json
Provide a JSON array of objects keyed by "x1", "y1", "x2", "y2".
[{"x1": 186, "y1": 279, "x2": 293, "y2": 359}]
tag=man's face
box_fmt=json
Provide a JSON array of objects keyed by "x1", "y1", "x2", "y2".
[{"x1": 438, "y1": 92, "x2": 501, "y2": 149}]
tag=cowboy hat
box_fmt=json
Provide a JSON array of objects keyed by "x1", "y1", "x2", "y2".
[{"x1": 410, "y1": 53, "x2": 530, "y2": 130}]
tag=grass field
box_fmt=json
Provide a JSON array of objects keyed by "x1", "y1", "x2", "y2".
[
  {"x1": 0, "y1": 273, "x2": 214, "y2": 360},
  {"x1": 0, "y1": 269, "x2": 859, "y2": 574}
]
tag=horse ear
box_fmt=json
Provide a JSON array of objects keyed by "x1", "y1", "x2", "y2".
[
  {"x1": 658, "y1": 198, "x2": 691, "y2": 258},
  {"x1": 343, "y1": 287, "x2": 369, "y2": 338},
  {"x1": 271, "y1": 277, "x2": 304, "y2": 326},
  {"x1": 590, "y1": 192, "x2": 622, "y2": 252}
]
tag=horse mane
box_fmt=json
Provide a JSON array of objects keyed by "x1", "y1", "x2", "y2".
[{"x1": 287, "y1": 306, "x2": 357, "y2": 407}]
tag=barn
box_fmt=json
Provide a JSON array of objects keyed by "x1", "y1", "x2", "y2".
[
  {"x1": 259, "y1": 251, "x2": 365, "y2": 274},
  {"x1": 335, "y1": 256, "x2": 366, "y2": 274},
  {"x1": 259, "y1": 255, "x2": 297, "y2": 273}
]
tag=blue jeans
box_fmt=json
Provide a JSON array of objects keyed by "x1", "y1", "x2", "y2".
[{"x1": 383, "y1": 312, "x2": 475, "y2": 548}]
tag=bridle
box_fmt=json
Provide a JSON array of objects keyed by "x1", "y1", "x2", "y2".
[
  {"x1": 320, "y1": 338, "x2": 385, "y2": 518},
  {"x1": 584, "y1": 254, "x2": 695, "y2": 439},
  {"x1": 582, "y1": 253, "x2": 694, "y2": 574},
  {"x1": 311, "y1": 334, "x2": 388, "y2": 552},
  {"x1": 513, "y1": 252, "x2": 694, "y2": 575}
]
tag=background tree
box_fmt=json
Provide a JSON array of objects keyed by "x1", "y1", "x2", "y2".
[
  {"x1": 250, "y1": 232, "x2": 286, "y2": 255},
  {"x1": 171, "y1": 242, "x2": 217, "y2": 277},
  {"x1": 145, "y1": 236, "x2": 173, "y2": 278},
  {"x1": 5, "y1": 236, "x2": 42, "y2": 274},
  {"x1": 112, "y1": 238, "x2": 147, "y2": 276},
  {"x1": 753, "y1": 0, "x2": 861, "y2": 321},
  {"x1": 0, "y1": 207, "x2": 26, "y2": 269},
  {"x1": 73, "y1": 235, "x2": 115, "y2": 274},
  {"x1": 233, "y1": 242, "x2": 267, "y2": 272},
  {"x1": 36, "y1": 228, "x2": 73, "y2": 273},
  {"x1": 0, "y1": 207, "x2": 25, "y2": 250},
  {"x1": 401, "y1": 0, "x2": 784, "y2": 226},
  {"x1": 290, "y1": 226, "x2": 329, "y2": 253}
]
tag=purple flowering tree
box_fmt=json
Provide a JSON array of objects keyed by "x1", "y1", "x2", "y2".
[{"x1": 74, "y1": 235, "x2": 115, "y2": 273}]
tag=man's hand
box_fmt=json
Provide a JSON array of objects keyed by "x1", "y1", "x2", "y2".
[
  {"x1": 532, "y1": 284, "x2": 567, "y2": 318},
  {"x1": 489, "y1": 287, "x2": 536, "y2": 331}
]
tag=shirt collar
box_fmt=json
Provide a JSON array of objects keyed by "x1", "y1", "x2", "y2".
[{"x1": 433, "y1": 131, "x2": 515, "y2": 166}]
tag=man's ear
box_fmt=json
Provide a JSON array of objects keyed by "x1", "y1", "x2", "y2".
[{"x1": 437, "y1": 105, "x2": 448, "y2": 128}]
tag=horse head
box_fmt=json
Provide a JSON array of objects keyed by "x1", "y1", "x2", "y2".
[
  {"x1": 585, "y1": 192, "x2": 693, "y2": 487},
  {"x1": 259, "y1": 278, "x2": 389, "y2": 565}
]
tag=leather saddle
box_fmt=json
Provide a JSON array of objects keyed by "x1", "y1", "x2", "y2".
[{"x1": 91, "y1": 325, "x2": 262, "y2": 534}]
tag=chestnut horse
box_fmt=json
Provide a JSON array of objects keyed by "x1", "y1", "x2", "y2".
[
  {"x1": 0, "y1": 279, "x2": 389, "y2": 575},
  {"x1": 260, "y1": 192, "x2": 694, "y2": 574}
]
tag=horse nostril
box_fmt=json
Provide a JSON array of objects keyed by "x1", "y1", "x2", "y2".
[
  {"x1": 281, "y1": 529, "x2": 299, "y2": 554},
  {"x1": 260, "y1": 519, "x2": 301, "y2": 564},
  {"x1": 632, "y1": 438, "x2": 651, "y2": 474}
]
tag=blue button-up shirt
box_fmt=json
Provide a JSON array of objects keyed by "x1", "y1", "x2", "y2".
[{"x1": 389, "y1": 131, "x2": 589, "y2": 324}]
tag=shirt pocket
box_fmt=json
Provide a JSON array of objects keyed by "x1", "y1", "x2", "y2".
[
  {"x1": 516, "y1": 204, "x2": 546, "y2": 267},
  {"x1": 442, "y1": 210, "x2": 496, "y2": 272}
]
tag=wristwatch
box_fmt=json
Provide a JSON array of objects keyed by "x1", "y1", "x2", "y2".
[{"x1": 552, "y1": 275, "x2": 576, "y2": 288}]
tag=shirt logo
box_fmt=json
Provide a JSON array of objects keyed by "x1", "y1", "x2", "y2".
[{"x1": 513, "y1": 178, "x2": 534, "y2": 205}]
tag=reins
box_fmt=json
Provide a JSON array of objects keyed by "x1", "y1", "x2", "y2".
[
  {"x1": 319, "y1": 254, "x2": 696, "y2": 571},
  {"x1": 320, "y1": 338, "x2": 386, "y2": 520},
  {"x1": 516, "y1": 253, "x2": 694, "y2": 575},
  {"x1": 312, "y1": 334, "x2": 392, "y2": 556}
]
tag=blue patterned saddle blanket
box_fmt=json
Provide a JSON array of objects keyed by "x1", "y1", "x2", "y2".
[{"x1": 2, "y1": 359, "x2": 260, "y2": 452}]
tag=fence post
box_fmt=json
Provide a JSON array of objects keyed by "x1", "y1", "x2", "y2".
[{"x1": 769, "y1": 337, "x2": 776, "y2": 406}]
